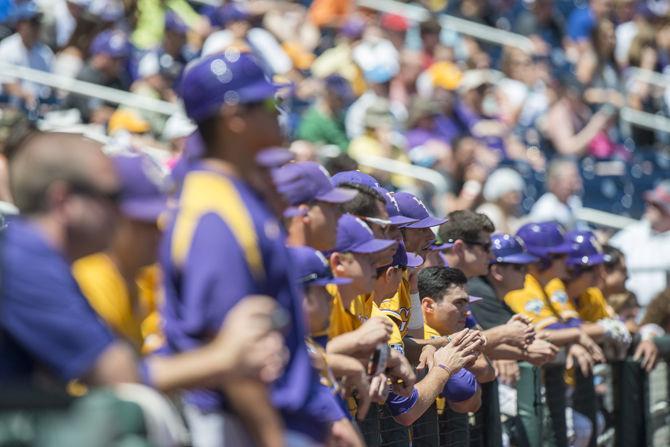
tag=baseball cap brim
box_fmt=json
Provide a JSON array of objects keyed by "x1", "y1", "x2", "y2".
[
  {"x1": 312, "y1": 277, "x2": 352, "y2": 286},
  {"x1": 350, "y1": 238, "x2": 396, "y2": 254},
  {"x1": 389, "y1": 215, "x2": 419, "y2": 226},
  {"x1": 547, "y1": 241, "x2": 572, "y2": 255},
  {"x1": 405, "y1": 215, "x2": 448, "y2": 229},
  {"x1": 255, "y1": 147, "x2": 294, "y2": 168},
  {"x1": 316, "y1": 187, "x2": 358, "y2": 204},
  {"x1": 405, "y1": 252, "x2": 424, "y2": 268},
  {"x1": 430, "y1": 242, "x2": 453, "y2": 251},
  {"x1": 495, "y1": 253, "x2": 539, "y2": 264},
  {"x1": 121, "y1": 197, "x2": 167, "y2": 223},
  {"x1": 567, "y1": 252, "x2": 607, "y2": 267},
  {"x1": 469, "y1": 295, "x2": 483, "y2": 303}
]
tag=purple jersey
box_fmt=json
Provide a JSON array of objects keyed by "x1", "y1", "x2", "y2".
[{"x1": 160, "y1": 162, "x2": 334, "y2": 441}]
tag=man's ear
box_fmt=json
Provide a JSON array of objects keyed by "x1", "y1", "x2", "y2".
[
  {"x1": 298, "y1": 204, "x2": 311, "y2": 223},
  {"x1": 46, "y1": 180, "x2": 70, "y2": 216},
  {"x1": 330, "y1": 252, "x2": 347, "y2": 275},
  {"x1": 452, "y1": 239, "x2": 465, "y2": 257},
  {"x1": 489, "y1": 264, "x2": 504, "y2": 282},
  {"x1": 421, "y1": 297, "x2": 436, "y2": 315}
]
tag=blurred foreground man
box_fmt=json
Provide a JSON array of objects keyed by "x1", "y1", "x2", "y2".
[
  {"x1": 162, "y1": 51, "x2": 342, "y2": 446},
  {"x1": 0, "y1": 131, "x2": 282, "y2": 390}
]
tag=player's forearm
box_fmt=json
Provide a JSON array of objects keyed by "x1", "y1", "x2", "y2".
[
  {"x1": 482, "y1": 326, "x2": 513, "y2": 349},
  {"x1": 581, "y1": 323, "x2": 606, "y2": 343},
  {"x1": 223, "y1": 379, "x2": 285, "y2": 447},
  {"x1": 470, "y1": 354, "x2": 496, "y2": 383},
  {"x1": 326, "y1": 353, "x2": 365, "y2": 378},
  {"x1": 403, "y1": 336, "x2": 447, "y2": 365},
  {"x1": 485, "y1": 343, "x2": 526, "y2": 361},
  {"x1": 539, "y1": 328, "x2": 581, "y2": 347},
  {"x1": 395, "y1": 368, "x2": 450, "y2": 426},
  {"x1": 145, "y1": 343, "x2": 233, "y2": 391}
]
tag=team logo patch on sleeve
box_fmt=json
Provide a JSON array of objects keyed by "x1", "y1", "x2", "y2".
[
  {"x1": 550, "y1": 291, "x2": 569, "y2": 305},
  {"x1": 524, "y1": 299, "x2": 545, "y2": 315}
]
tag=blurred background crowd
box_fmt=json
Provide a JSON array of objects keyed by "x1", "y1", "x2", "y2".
[{"x1": 1, "y1": 0, "x2": 670, "y2": 446}]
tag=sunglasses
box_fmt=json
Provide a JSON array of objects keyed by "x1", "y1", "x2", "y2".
[
  {"x1": 360, "y1": 216, "x2": 392, "y2": 232},
  {"x1": 464, "y1": 239, "x2": 491, "y2": 252},
  {"x1": 70, "y1": 181, "x2": 121, "y2": 204}
]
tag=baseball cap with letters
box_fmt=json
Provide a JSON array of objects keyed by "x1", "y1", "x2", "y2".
[
  {"x1": 180, "y1": 51, "x2": 285, "y2": 123},
  {"x1": 334, "y1": 214, "x2": 396, "y2": 254},
  {"x1": 394, "y1": 192, "x2": 447, "y2": 229},
  {"x1": 273, "y1": 162, "x2": 358, "y2": 217},
  {"x1": 290, "y1": 246, "x2": 351, "y2": 286}
]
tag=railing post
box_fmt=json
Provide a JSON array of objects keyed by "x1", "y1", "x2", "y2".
[
  {"x1": 515, "y1": 362, "x2": 543, "y2": 447},
  {"x1": 543, "y1": 364, "x2": 568, "y2": 447},
  {"x1": 612, "y1": 358, "x2": 648, "y2": 447},
  {"x1": 572, "y1": 368, "x2": 597, "y2": 447}
]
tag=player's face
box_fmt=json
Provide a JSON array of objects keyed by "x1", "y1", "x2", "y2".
[
  {"x1": 462, "y1": 231, "x2": 492, "y2": 277},
  {"x1": 604, "y1": 258, "x2": 628, "y2": 294},
  {"x1": 308, "y1": 201, "x2": 341, "y2": 251},
  {"x1": 303, "y1": 285, "x2": 332, "y2": 335},
  {"x1": 240, "y1": 97, "x2": 284, "y2": 154},
  {"x1": 373, "y1": 266, "x2": 403, "y2": 301},
  {"x1": 568, "y1": 265, "x2": 599, "y2": 297},
  {"x1": 402, "y1": 227, "x2": 435, "y2": 257},
  {"x1": 547, "y1": 253, "x2": 569, "y2": 281},
  {"x1": 431, "y1": 285, "x2": 470, "y2": 335},
  {"x1": 498, "y1": 263, "x2": 527, "y2": 291},
  {"x1": 345, "y1": 252, "x2": 377, "y2": 295}
]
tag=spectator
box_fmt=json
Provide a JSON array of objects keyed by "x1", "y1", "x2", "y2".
[
  {"x1": 0, "y1": 3, "x2": 53, "y2": 108},
  {"x1": 476, "y1": 167, "x2": 525, "y2": 234},
  {"x1": 540, "y1": 73, "x2": 617, "y2": 158},
  {"x1": 61, "y1": 29, "x2": 130, "y2": 123},
  {"x1": 130, "y1": 52, "x2": 178, "y2": 135},
  {"x1": 529, "y1": 158, "x2": 583, "y2": 230},
  {"x1": 296, "y1": 75, "x2": 353, "y2": 152},
  {"x1": 513, "y1": 0, "x2": 564, "y2": 50},
  {"x1": 567, "y1": 0, "x2": 614, "y2": 52},
  {"x1": 609, "y1": 181, "x2": 670, "y2": 306},
  {"x1": 131, "y1": 0, "x2": 207, "y2": 51},
  {"x1": 641, "y1": 288, "x2": 670, "y2": 333}
]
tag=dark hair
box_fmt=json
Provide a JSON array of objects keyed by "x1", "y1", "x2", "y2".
[
  {"x1": 196, "y1": 116, "x2": 219, "y2": 157},
  {"x1": 339, "y1": 183, "x2": 385, "y2": 218},
  {"x1": 641, "y1": 288, "x2": 670, "y2": 329},
  {"x1": 323, "y1": 154, "x2": 358, "y2": 176},
  {"x1": 420, "y1": 18, "x2": 441, "y2": 36},
  {"x1": 418, "y1": 266, "x2": 468, "y2": 301},
  {"x1": 603, "y1": 244, "x2": 624, "y2": 270},
  {"x1": 438, "y1": 210, "x2": 495, "y2": 243}
]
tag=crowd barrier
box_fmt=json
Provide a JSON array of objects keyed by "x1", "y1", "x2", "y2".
[{"x1": 356, "y1": 335, "x2": 670, "y2": 447}]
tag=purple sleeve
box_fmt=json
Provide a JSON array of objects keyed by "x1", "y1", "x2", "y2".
[
  {"x1": 441, "y1": 368, "x2": 478, "y2": 402},
  {"x1": 387, "y1": 388, "x2": 419, "y2": 417},
  {"x1": 544, "y1": 317, "x2": 583, "y2": 330},
  {"x1": 162, "y1": 213, "x2": 260, "y2": 351}
]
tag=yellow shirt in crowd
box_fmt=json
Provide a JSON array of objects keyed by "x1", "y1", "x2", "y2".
[
  {"x1": 378, "y1": 272, "x2": 412, "y2": 338},
  {"x1": 575, "y1": 287, "x2": 615, "y2": 323},
  {"x1": 72, "y1": 253, "x2": 163, "y2": 354},
  {"x1": 504, "y1": 274, "x2": 580, "y2": 330}
]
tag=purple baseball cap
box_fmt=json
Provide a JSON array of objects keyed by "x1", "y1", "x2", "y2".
[
  {"x1": 214, "y1": 3, "x2": 249, "y2": 28},
  {"x1": 273, "y1": 162, "x2": 358, "y2": 217},
  {"x1": 387, "y1": 243, "x2": 423, "y2": 269},
  {"x1": 255, "y1": 147, "x2": 294, "y2": 169},
  {"x1": 377, "y1": 188, "x2": 418, "y2": 227},
  {"x1": 335, "y1": 214, "x2": 396, "y2": 254},
  {"x1": 429, "y1": 234, "x2": 454, "y2": 251},
  {"x1": 179, "y1": 51, "x2": 284, "y2": 122},
  {"x1": 113, "y1": 153, "x2": 169, "y2": 223},
  {"x1": 394, "y1": 192, "x2": 447, "y2": 229},
  {"x1": 565, "y1": 230, "x2": 608, "y2": 268},
  {"x1": 516, "y1": 222, "x2": 572, "y2": 260},
  {"x1": 289, "y1": 246, "x2": 351, "y2": 287},
  {"x1": 491, "y1": 233, "x2": 539, "y2": 265},
  {"x1": 90, "y1": 30, "x2": 130, "y2": 58},
  {"x1": 331, "y1": 170, "x2": 380, "y2": 188}
]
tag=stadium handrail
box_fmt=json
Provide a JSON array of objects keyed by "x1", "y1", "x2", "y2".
[
  {"x1": 0, "y1": 62, "x2": 182, "y2": 116},
  {"x1": 356, "y1": 0, "x2": 535, "y2": 52},
  {"x1": 627, "y1": 67, "x2": 670, "y2": 89}
]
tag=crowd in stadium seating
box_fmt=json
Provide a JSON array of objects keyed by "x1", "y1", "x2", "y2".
[{"x1": 1, "y1": 0, "x2": 670, "y2": 446}]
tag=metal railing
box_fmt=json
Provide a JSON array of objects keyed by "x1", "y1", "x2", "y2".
[
  {"x1": 0, "y1": 62, "x2": 183, "y2": 117},
  {"x1": 356, "y1": 0, "x2": 534, "y2": 52}
]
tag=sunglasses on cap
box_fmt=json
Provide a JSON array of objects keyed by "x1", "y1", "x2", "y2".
[{"x1": 359, "y1": 216, "x2": 392, "y2": 231}]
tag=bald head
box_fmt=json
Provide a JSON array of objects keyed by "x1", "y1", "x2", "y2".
[{"x1": 10, "y1": 132, "x2": 118, "y2": 216}]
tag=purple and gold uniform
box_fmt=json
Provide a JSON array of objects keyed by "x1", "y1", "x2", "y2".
[{"x1": 160, "y1": 162, "x2": 339, "y2": 441}]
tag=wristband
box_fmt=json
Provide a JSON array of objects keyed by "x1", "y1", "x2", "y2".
[
  {"x1": 408, "y1": 292, "x2": 424, "y2": 330},
  {"x1": 437, "y1": 363, "x2": 453, "y2": 378}
]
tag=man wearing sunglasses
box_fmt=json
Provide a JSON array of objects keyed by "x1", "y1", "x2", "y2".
[
  {"x1": 163, "y1": 51, "x2": 344, "y2": 446},
  {"x1": 438, "y1": 210, "x2": 494, "y2": 280}
]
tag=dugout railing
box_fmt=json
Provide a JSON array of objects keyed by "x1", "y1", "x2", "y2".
[{"x1": 354, "y1": 335, "x2": 670, "y2": 447}]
